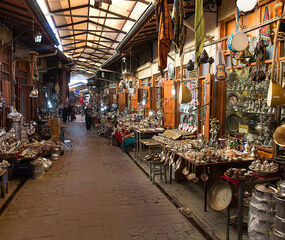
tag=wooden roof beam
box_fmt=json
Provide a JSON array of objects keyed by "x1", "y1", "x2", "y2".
[
  {"x1": 88, "y1": 32, "x2": 119, "y2": 43},
  {"x1": 76, "y1": 58, "x2": 102, "y2": 65},
  {"x1": 50, "y1": 13, "x2": 130, "y2": 21},
  {"x1": 90, "y1": 5, "x2": 136, "y2": 22},
  {"x1": 88, "y1": 19, "x2": 126, "y2": 34},
  {"x1": 56, "y1": 20, "x2": 88, "y2": 29},
  {"x1": 71, "y1": 52, "x2": 108, "y2": 60},
  {"x1": 76, "y1": 56, "x2": 106, "y2": 62},
  {"x1": 0, "y1": 0, "x2": 29, "y2": 13},
  {"x1": 61, "y1": 39, "x2": 115, "y2": 43},
  {"x1": 62, "y1": 41, "x2": 85, "y2": 47},
  {"x1": 50, "y1": 4, "x2": 89, "y2": 14},
  {"x1": 75, "y1": 62, "x2": 100, "y2": 70},
  {"x1": 50, "y1": 4, "x2": 136, "y2": 22},
  {"x1": 61, "y1": 31, "x2": 88, "y2": 39},
  {"x1": 64, "y1": 46, "x2": 113, "y2": 55},
  {"x1": 57, "y1": 28, "x2": 120, "y2": 33},
  {"x1": 64, "y1": 46, "x2": 113, "y2": 51},
  {"x1": 125, "y1": 0, "x2": 149, "y2": 5},
  {"x1": 83, "y1": 46, "x2": 114, "y2": 54},
  {"x1": 63, "y1": 41, "x2": 114, "y2": 50}
]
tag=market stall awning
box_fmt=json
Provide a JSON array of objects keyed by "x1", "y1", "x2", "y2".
[{"x1": 43, "y1": 0, "x2": 152, "y2": 72}]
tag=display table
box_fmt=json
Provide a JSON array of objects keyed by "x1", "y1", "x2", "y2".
[
  {"x1": 168, "y1": 150, "x2": 254, "y2": 212},
  {"x1": 139, "y1": 139, "x2": 161, "y2": 155},
  {"x1": 114, "y1": 131, "x2": 136, "y2": 150},
  {"x1": 223, "y1": 175, "x2": 281, "y2": 240},
  {"x1": 0, "y1": 169, "x2": 8, "y2": 198},
  {"x1": 136, "y1": 129, "x2": 165, "y2": 153}
]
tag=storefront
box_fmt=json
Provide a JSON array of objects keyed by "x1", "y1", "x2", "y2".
[{"x1": 87, "y1": 0, "x2": 285, "y2": 239}]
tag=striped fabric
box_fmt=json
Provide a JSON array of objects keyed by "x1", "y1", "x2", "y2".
[
  {"x1": 194, "y1": 0, "x2": 205, "y2": 65},
  {"x1": 172, "y1": 0, "x2": 186, "y2": 55},
  {"x1": 157, "y1": 0, "x2": 173, "y2": 76}
]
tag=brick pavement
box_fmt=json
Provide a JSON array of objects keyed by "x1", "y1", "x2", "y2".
[{"x1": 0, "y1": 122, "x2": 205, "y2": 240}]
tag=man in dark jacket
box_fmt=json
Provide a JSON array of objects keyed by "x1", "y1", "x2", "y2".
[
  {"x1": 62, "y1": 105, "x2": 68, "y2": 123},
  {"x1": 84, "y1": 106, "x2": 92, "y2": 130},
  {"x1": 67, "y1": 104, "x2": 72, "y2": 122}
]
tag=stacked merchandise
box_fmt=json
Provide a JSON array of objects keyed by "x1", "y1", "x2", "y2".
[
  {"x1": 31, "y1": 157, "x2": 52, "y2": 179},
  {"x1": 248, "y1": 184, "x2": 276, "y2": 240},
  {"x1": 48, "y1": 118, "x2": 61, "y2": 142},
  {"x1": 21, "y1": 126, "x2": 28, "y2": 142}
]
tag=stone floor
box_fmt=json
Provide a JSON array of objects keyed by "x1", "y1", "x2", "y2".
[
  {"x1": 130, "y1": 152, "x2": 236, "y2": 240},
  {"x1": 0, "y1": 121, "x2": 204, "y2": 240}
]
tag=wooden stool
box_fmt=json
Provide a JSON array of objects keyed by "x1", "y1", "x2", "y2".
[{"x1": 149, "y1": 161, "x2": 167, "y2": 184}]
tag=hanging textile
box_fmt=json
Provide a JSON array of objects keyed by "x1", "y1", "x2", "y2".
[
  {"x1": 171, "y1": 0, "x2": 186, "y2": 55},
  {"x1": 156, "y1": 0, "x2": 173, "y2": 76},
  {"x1": 261, "y1": 6, "x2": 271, "y2": 46},
  {"x1": 194, "y1": 0, "x2": 205, "y2": 65}
]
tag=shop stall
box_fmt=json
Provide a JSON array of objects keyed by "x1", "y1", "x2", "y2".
[{"x1": 86, "y1": 0, "x2": 285, "y2": 239}]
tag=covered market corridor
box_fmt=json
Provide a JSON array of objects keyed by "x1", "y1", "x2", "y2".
[{"x1": 0, "y1": 121, "x2": 204, "y2": 240}]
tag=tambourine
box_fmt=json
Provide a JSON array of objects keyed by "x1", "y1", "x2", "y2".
[
  {"x1": 236, "y1": 0, "x2": 257, "y2": 14},
  {"x1": 231, "y1": 32, "x2": 249, "y2": 52},
  {"x1": 227, "y1": 8, "x2": 249, "y2": 52}
]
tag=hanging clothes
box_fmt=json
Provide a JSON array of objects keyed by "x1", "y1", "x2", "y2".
[
  {"x1": 171, "y1": 0, "x2": 186, "y2": 56},
  {"x1": 156, "y1": 0, "x2": 173, "y2": 76},
  {"x1": 194, "y1": 0, "x2": 205, "y2": 65},
  {"x1": 261, "y1": 6, "x2": 271, "y2": 46}
]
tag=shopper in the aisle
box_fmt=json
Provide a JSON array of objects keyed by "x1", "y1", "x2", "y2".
[{"x1": 84, "y1": 105, "x2": 92, "y2": 130}]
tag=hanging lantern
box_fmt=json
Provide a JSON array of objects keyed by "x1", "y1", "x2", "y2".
[
  {"x1": 119, "y1": 79, "x2": 126, "y2": 89},
  {"x1": 94, "y1": 0, "x2": 102, "y2": 8},
  {"x1": 34, "y1": 32, "x2": 42, "y2": 44},
  {"x1": 122, "y1": 57, "x2": 128, "y2": 74},
  {"x1": 30, "y1": 88, "x2": 39, "y2": 98}
]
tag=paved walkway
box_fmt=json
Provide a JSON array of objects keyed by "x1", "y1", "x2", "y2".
[{"x1": 0, "y1": 121, "x2": 204, "y2": 240}]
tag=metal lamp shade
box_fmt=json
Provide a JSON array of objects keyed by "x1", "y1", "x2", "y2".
[
  {"x1": 267, "y1": 81, "x2": 285, "y2": 107},
  {"x1": 274, "y1": 124, "x2": 285, "y2": 147},
  {"x1": 179, "y1": 83, "x2": 192, "y2": 104}
]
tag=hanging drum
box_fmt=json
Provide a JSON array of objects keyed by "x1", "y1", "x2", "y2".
[
  {"x1": 236, "y1": 0, "x2": 257, "y2": 14},
  {"x1": 228, "y1": 8, "x2": 249, "y2": 52},
  {"x1": 231, "y1": 32, "x2": 249, "y2": 52}
]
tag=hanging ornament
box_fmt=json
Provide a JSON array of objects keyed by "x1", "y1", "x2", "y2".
[
  {"x1": 199, "y1": 49, "x2": 209, "y2": 64},
  {"x1": 30, "y1": 86, "x2": 39, "y2": 98},
  {"x1": 186, "y1": 59, "x2": 195, "y2": 71}
]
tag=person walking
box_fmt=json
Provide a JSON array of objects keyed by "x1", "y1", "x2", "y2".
[
  {"x1": 67, "y1": 104, "x2": 72, "y2": 122},
  {"x1": 84, "y1": 105, "x2": 92, "y2": 130},
  {"x1": 71, "y1": 105, "x2": 76, "y2": 121},
  {"x1": 62, "y1": 105, "x2": 68, "y2": 123}
]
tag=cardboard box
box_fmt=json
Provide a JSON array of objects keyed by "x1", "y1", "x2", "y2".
[
  {"x1": 48, "y1": 118, "x2": 61, "y2": 126},
  {"x1": 49, "y1": 126, "x2": 61, "y2": 136},
  {"x1": 51, "y1": 135, "x2": 60, "y2": 142}
]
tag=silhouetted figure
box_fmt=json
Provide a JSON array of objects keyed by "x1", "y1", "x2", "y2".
[
  {"x1": 84, "y1": 106, "x2": 92, "y2": 130},
  {"x1": 62, "y1": 105, "x2": 68, "y2": 123}
]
